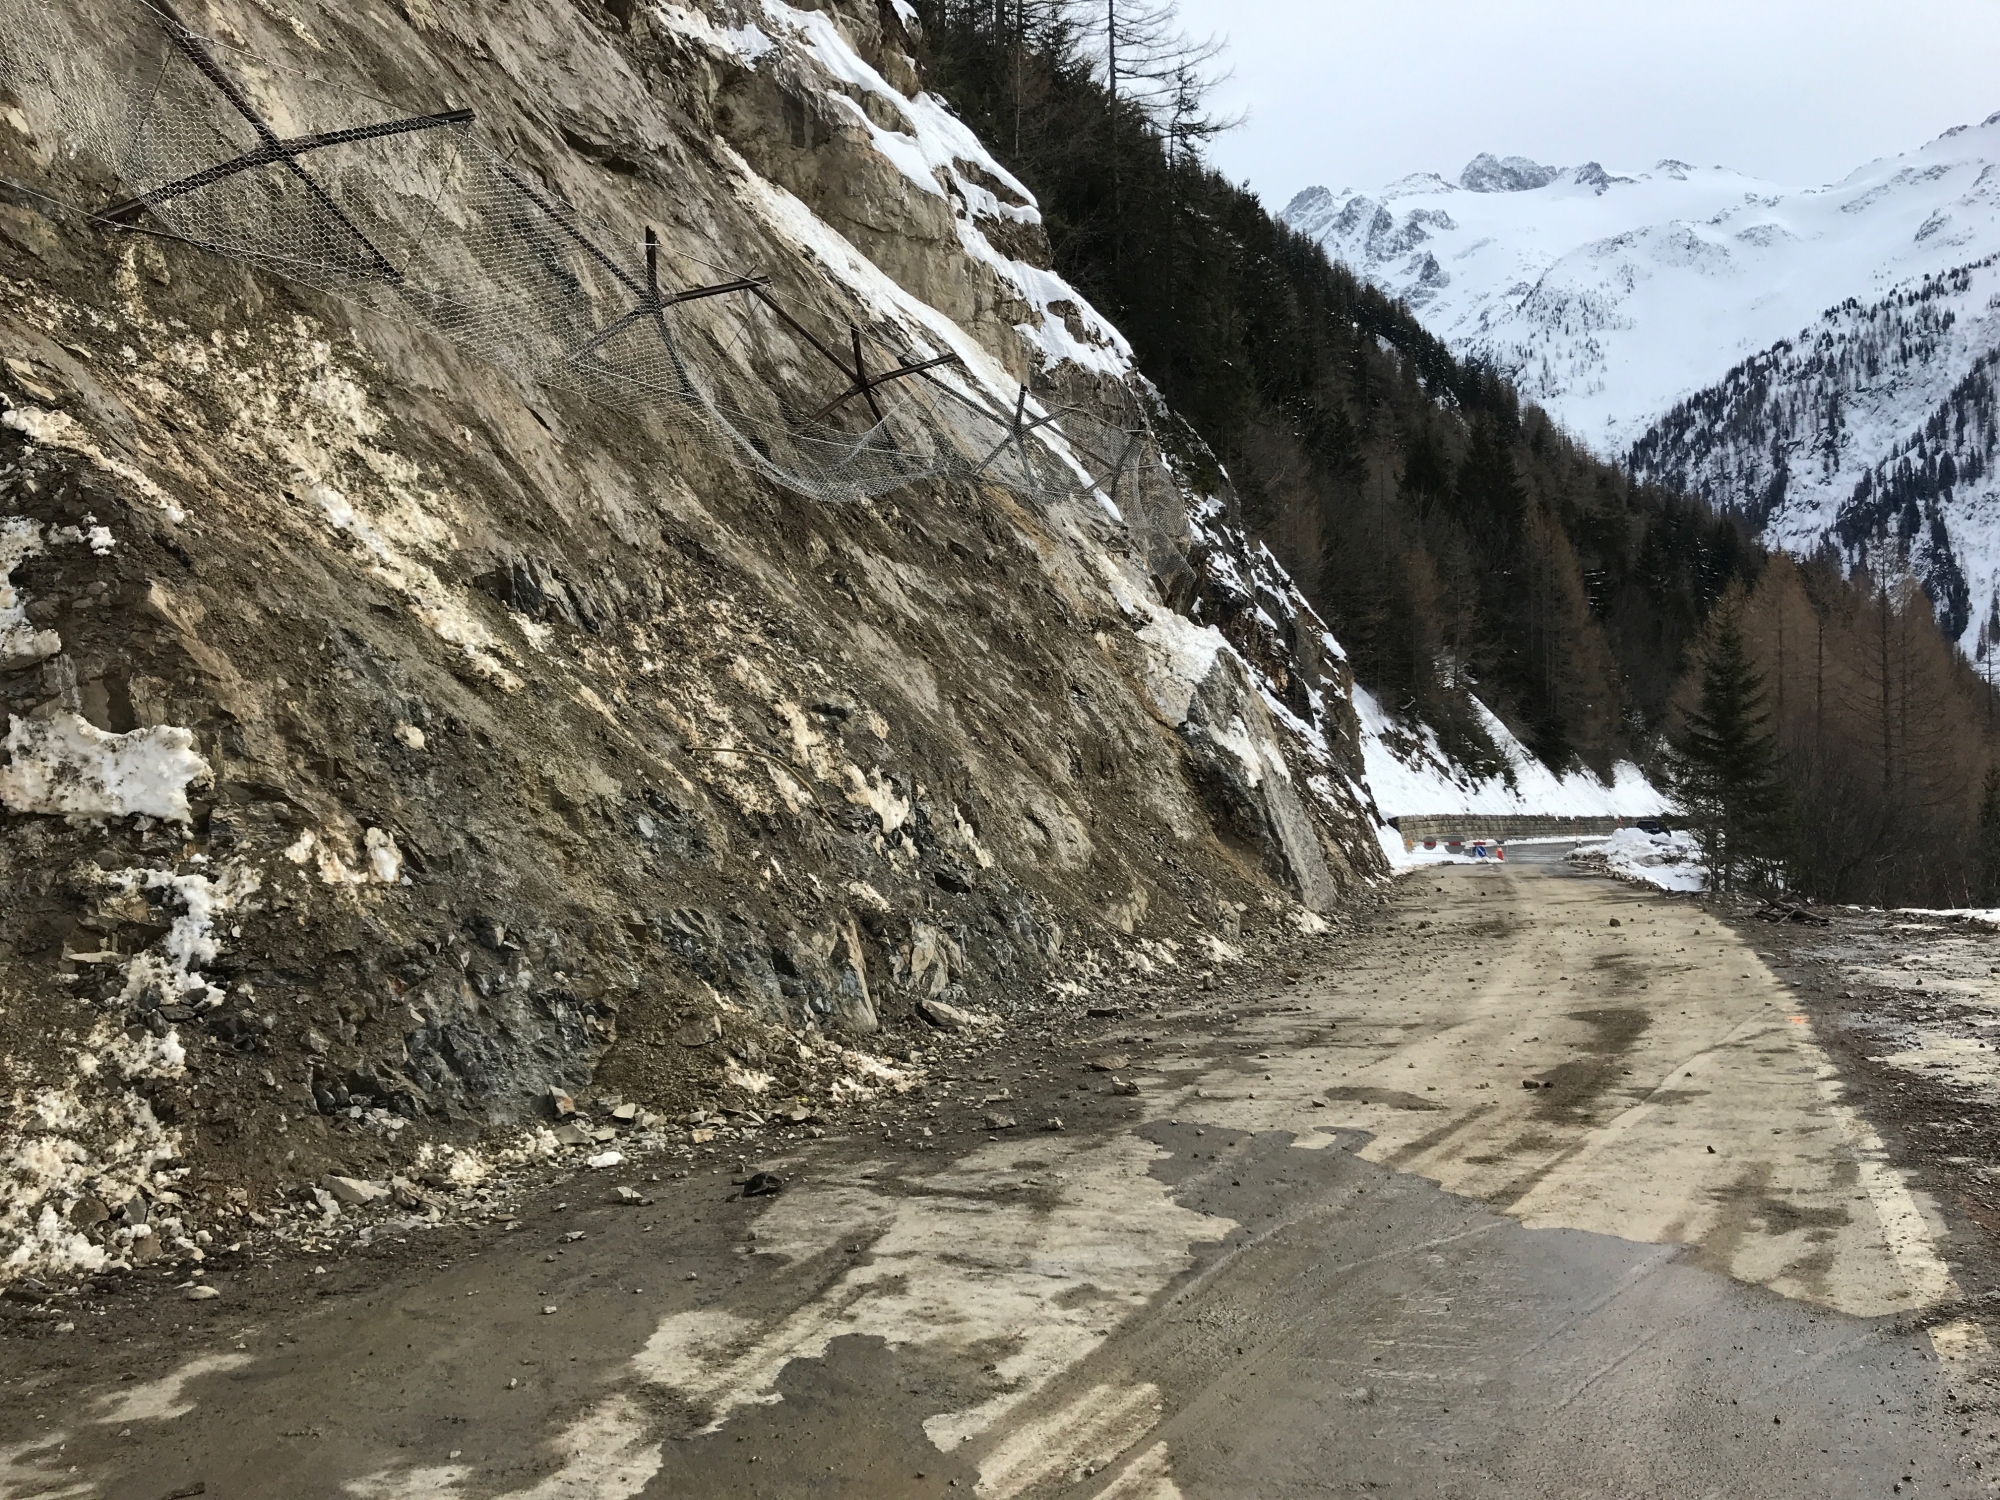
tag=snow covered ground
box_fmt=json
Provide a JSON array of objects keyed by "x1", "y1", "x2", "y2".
[
  {"x1": 1567, "y1": 827, "x2": 1708, "y2": 893},
  {"x1": 1892, "y1": 909, "x2": 2000, "y2": 929},
  {"x1": 1354, "y1": 684, "x2": 1667, "y2": 821}
]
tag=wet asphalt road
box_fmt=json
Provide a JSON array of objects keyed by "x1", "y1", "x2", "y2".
[{"x1": 2, "y1": 858, "x2": 1991, "y2": 1499}]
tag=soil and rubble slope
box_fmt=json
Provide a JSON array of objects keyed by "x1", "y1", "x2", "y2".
[{"x1": 0, "y1": 0, "x2": 1385, "y2": 1280}]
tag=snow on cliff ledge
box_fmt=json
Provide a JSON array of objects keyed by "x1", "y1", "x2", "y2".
[{"x1": 1, "y1": 714, "x2": 212, "y2": 823}]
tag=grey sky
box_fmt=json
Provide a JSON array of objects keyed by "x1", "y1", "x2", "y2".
[{"x1": 1169, "y1": 0, "x2": 2000, "y2": 204}]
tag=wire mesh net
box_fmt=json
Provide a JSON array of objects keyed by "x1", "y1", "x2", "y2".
[{"x1": 0, "y1": 0, "x2": 1182, "y2": 519}]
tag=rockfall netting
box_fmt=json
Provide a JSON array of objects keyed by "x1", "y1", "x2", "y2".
[{"x1": 0, "y1": 0, "x2": 1184, "y2": 521}]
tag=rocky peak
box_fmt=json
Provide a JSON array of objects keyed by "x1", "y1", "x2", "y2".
[
  {"x1": 1568, "y1": 161, "x2": 1636, "y2": 195},
  {"x1": 1282, "y1": 184, "x2": 1336, "y2": 220},
  {"x1": 1458, "y1": 152, "x2": 1560, "y2": 193}
]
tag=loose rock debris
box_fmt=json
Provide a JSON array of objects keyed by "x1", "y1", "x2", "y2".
[{"x1": 1754, "y1": 901, "x2": 1831, "y2": 927}]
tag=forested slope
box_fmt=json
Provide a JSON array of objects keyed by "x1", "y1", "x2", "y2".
[
  {"x1": 913, "y1": 1, "x2": 1759, "y2": 778},
  {"x1": 914, "y1": 0, "x2": 2000, "y2": 905}
]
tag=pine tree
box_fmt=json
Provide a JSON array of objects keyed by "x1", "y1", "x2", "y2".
[
  {"x1": 1669, "y1": 604, "x2": 1790, "y2": 893},
  {"x1": 1453, "y1": 416, "x2": 1527, "y2": 541},
  {"x1": 1979, "y1": 766, "x2": 2000, "y2": 904}
]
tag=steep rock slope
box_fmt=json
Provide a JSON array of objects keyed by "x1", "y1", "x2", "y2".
[
  {"x1": 0, "y1": 0, "x2": 1379, "y2": 1278},
  {"x1": 1282, "y1": 118, "x2": 2000, "y2": 454}
]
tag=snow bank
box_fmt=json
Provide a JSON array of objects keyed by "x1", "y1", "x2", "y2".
[
  {"x1": 1570, "y1": 826, "x2": 1707, "y2": 893},
  {"x1": 3, "y1": 1041, "x2": 186, "y2": 1279},
  {"x1": 1893, "y1": 908, "x2": 2000, "y2": 929},
  {"x1": 0, "y1": 712, "x2": 212, "y2": 822},
  {"x1": 1355, "y1": 684, "x2": 1666, "y2": 819}
]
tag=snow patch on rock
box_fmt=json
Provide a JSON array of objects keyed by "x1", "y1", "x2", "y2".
[
  {"x1": 2, "y1": 405, "x2": 186, "y2": 522},
  {"x1": 2, "y1": 1047, "x2": 185, "y2": 1279},
  {"x1": 0, "y1": 712, "x2": 212, "y2": 822},
  {"x1": 0, "y1": 517, "x2": 59, "y2": 666},
  {"x1": 105, "y1": 860, "x2": 263, "y2": 1011}
]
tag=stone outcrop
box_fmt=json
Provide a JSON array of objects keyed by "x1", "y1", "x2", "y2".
[{"x1": 0, "y1": 0, "x2": 1383, "y2": 1277}]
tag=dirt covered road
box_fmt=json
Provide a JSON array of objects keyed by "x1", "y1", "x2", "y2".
[{"x1": 5, "y1": 858, "x2": 1997, "y2": 1499}]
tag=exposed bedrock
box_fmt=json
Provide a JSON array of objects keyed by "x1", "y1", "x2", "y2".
[{"x1": 0, "y1": 0, "x2": 1382, "y2": 1276}]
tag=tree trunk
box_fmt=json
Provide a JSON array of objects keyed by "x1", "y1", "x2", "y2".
[{"x1": 1880, "y1": 586, "x2": 1893, "y2": 795}]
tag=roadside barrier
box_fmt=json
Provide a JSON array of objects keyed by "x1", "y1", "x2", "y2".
[{"x1": 1395, "y1": 814, "x2": 1666, "y2": 850}]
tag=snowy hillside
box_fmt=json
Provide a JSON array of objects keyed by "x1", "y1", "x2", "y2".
[
  {"x1": 1354, "y1": 686, "x2": 1664, "y2": 824},
  {"x1": 1281, "y1": 119, "x2": 2000, "y2": 456},
  {"x1": 1627, "y1": 257, "x2": 2000, "y2": 648}
]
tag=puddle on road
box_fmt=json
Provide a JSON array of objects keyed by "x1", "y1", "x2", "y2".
[{"x1": 1527, "y1": 1006, "x2": 1650, "y2": 1123}]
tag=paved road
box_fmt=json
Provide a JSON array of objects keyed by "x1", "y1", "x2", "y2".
[{"x1": 4, "y1": 861, "x2": 1990, "y2": 1498}]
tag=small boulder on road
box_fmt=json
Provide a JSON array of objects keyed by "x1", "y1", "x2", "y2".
[{"x1": 323, "y1": 1175, "x2": 388, "y2": 1207}]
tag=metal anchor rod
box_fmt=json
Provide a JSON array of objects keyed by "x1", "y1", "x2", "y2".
[{"x1": 117, "y1": 1, "x2": 413, "y2": 281}]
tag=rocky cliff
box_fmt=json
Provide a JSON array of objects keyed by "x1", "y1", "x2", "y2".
[{"x1": 0, "y1": 0, "x2": 1382, "y2": 1277}]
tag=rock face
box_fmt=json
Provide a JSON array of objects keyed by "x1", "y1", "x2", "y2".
[
  {"x1": 0, "y1": 0, "x2": 1382, "y2": 1276},
  {"x1": 1184, "y1": 654, "x2": 1341, "y2": 914},
  {"x1": 1457, "y1": 153, "x2": 1560, "y2": 194}
]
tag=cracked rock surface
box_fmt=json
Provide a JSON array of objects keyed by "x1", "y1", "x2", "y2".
[{"x1": 0, "y1": 0, "x2": 1383, "y2": 1282}]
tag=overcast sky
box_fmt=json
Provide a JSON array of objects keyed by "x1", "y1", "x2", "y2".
[{"x1": 1168, "y1": 0, "x2": 2000, "y2": 208}]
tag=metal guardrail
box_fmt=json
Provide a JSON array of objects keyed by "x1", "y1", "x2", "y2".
[{"x1": 1389, "y1": 814, "x2": 1673, "y2": 848}]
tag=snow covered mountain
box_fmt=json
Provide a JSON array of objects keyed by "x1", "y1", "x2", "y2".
[
  {"x1": 1281, "y1": 118, "x2": 2000, "y2": 649},
  {"x1": 1283, "y1": 155, "x2": 1788, "y2": 450},
  {"x1": 1627, "y1": 257, "x2": 2000, "y2": 648}
]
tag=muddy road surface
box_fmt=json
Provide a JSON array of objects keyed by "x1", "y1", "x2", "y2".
[{"x1": 6, "y1": 859, "x2": 1997, "y2": 1498}]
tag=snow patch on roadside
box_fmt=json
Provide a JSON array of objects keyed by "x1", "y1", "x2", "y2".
[
  {"x1": 2, "y1": 856, "x2": 261, "y2": 1279},
  {"x1": 2, "y1": 1049, "x2": 184, "y2": 1278},
  {"x1": 1568, "y1": 826, "x2": 1707, "y2": 892},
  {"x1": 94, "y1": 1352, "x2": 256, "y2": 1423}
]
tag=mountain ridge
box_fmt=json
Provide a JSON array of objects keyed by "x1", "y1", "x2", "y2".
[{"x1": 1282, "y1": 118, "x2": 2000, "y2": 650}]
